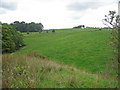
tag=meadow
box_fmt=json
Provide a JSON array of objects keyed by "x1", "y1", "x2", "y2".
[
  {"x1": 14, "y1": 28, "x2": 114, "y2": 74},
  {"x1": 3, "y1": 28, "x2": 118, "y2": 88}
]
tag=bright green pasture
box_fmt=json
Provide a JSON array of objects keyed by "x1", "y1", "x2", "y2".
[{"x1": 14, "y1": 29, "x2": 114, "y2": 74}]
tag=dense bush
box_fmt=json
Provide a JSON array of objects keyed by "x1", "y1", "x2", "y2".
[{"x1": 2, "y1": 23, "x2": 24, "y2": 53}]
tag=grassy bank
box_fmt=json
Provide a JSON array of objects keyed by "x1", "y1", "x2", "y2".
[{"x1": 2, "y1": 54, "x2": 118, "y2": 88}]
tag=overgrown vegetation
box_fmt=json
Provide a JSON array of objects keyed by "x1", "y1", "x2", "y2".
[
  {"x1": 2, "y1": 53, "x2": 118, "y2": 88},
  {"x1": 2, "y1": 23, "x2": 25, "y2": 53}
]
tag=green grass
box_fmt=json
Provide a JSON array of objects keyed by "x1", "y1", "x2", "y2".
[
  {"x1": 13, "y1": 29, "x2": 114, "y2": 75},
  {"x1": 3, "y1": 28, "x2": 118, "y2": 88},
  {"x1": 2, "y1": 54, "x2": 118, "y2": 88}
]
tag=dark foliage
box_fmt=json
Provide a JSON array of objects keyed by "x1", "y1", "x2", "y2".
[
  {"x1": 73, "y1": 25, "x2": 85, "y2": 28},
  {"x1": 11, "y1": 21, "x2": 44, "y2": 33}
]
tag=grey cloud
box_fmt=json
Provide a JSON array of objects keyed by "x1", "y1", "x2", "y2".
[
  {"x1": 0, "y1": 10, "x2": 6, "y2": 14},
  {"x1": 67, "y1": 2, "x2": 104, "y2": 11},
  {"x1": 71, "y1": 16, "x2": 81, "y2": 20},
  {"x1": 1, "y1": 1, "x2": 17, "y2": 11}
]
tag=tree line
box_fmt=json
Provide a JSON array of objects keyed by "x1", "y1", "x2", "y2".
[
  {"x1": 73, "y1": 25, "x2": 85, "y2": 29},
  {"x1": 10, "y1": 21, "x2": 44, "y2": 33}
]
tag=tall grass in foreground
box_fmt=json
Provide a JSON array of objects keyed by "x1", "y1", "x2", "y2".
[{"x1": 2, "y1": 52, "x2": 118, "y2": 88}]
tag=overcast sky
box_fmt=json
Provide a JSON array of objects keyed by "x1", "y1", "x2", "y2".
[{"x1": 0, "y1": 0, "x2": 118, "y2": 29}]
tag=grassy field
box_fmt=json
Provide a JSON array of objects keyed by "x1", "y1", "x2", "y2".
[
  {"x1": 13, "y1": 28, "x2": 114, "y2": 74},
  {"x1": 3, "y1": 28, "x2": 118, "y2": 88}
]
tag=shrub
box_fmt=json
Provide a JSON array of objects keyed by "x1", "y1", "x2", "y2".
[{"x1": 2, "y1": 23, "x2": 24, "y2": 53}]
